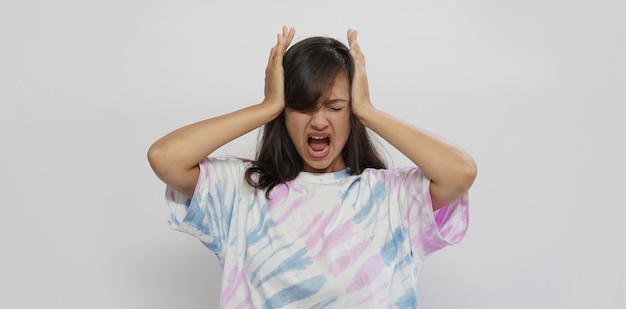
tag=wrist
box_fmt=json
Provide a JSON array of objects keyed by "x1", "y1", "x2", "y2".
[
  {"x1": 352, "y1": 103, "x2": 377, "y2": 126},
  {"x1": 259, "y1": 99, "x2": 285, "y2": 119}
]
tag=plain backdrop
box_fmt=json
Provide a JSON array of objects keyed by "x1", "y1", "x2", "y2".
[{"x1": 1, "y1": 0, "x2": 625, "y2": 308}]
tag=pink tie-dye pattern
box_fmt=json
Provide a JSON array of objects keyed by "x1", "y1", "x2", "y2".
[
  {"x1": 413, "y1": 205, "x2": 446, "y2": 257},
  {"x1": 406, "y1": 194, "x2": 443, "y2": 257},
  {"x1": 354, "y1": 268, "x2": 394, "y2": 308},
  {"x1": 268, "y1": 181, "x2": 306, "y2": 209},
  {"x1": 346, "y1": 254, "x2": 385, "y2": 293},
  {"x1": 433, "y1": 206, "x2": 447, "y2": 224},
  {"x1": 167, "y1": 159, "x2": 469, "y2": 308},
  {"x1": 304, "y1": 204, "x2": 342, "y2": 250},
  {"x1": 407, "y1": 192, "x2": 469, "y2": 257},
  {"x1": 406, "y1": 199, "x2": 422, "y2": 250},
  {"x1": 384, "y1": 170, "x2": 405, "y2": 193},
  {"x1": 234, "y1": 296, "x2": 251, "y2": 309},
  {"x1": 328, "y1": 239, "x2": 370, "y2": 276},
  {"x1": 435, "y1": 207, "x2": 458, "y2": 242},
  {"x1": 357, "y1": 293, "x2": 394, "y2": 309},
  {"x1": 313, "y1": 219, "x2": 357, "y2": 260},
  {"x1": 420, "y1": 230, "x2": 445, "y2": 257},
  {"x1": 373, "y1": 282, "x2": 394, "y2": 309},
  {"x1": 297, "y1": 211, "x2": 324, "y2": 239},
  {"x1": 219, "y1": 265, "x2": 245, "y2": 307},
  {"x1": 275, "y1": 195, "x2": 307, "y2": 224},
  {"x1": 267, "y1": 184, "x2": 289, "y2": 209}
]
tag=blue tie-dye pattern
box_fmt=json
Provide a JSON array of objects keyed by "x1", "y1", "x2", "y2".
[
  {"x1": 332, "y1": 168, "x2": 349, "y2": 179},
  {"x1": 395, "y1": 288, "x2": 419, "y2": 309},
  {"x1": 166, "y1": 159, "x2": 467, "y2": 308},
  {"x1": 310, "y1": 296, "x2": 338, "y2": 309},
  {"x1": 186, "y1": 196, "x2": 207, "y2": 231},
  {"x1": 229, "y1": 199, "x2": 258, "y2": 248},
  {"x1": 205, "y1": 192, "x2": 223, "y2": 253},
  {"x1": 246, "y1": 205, "x2": 276, "y2": 246},
  {"x1": 213, "y1": 184, "x2": 236, "y2": 251},
  {"x1": 253, "y1": 229, "x2": 285, "y2": 255},
  {"x1": 212, "y1": 183, "x2": 234, "y2": 236},
  {"x1": 256, "y1": 248, "x2": 313, "y2": 287},
  {"x1": 261, "y1": 275, "x2": 327, "y2": 309},
  {"x1": 250, "y1": 243, "x2": 293, "y2": 283},
  {"x1": 167, "y1": 197, "x2": 188, "y2": 229},
  {"x1": 381, "y1": 226, "x2": 406, "y2": 266},
  {"x1": 185, "y1": 197, "x2": 221, "y2": 253},
  {"x1": 394, "y1": 252, "x2": 414, "y2": 273},
  {"x1": 353, "y1": 182, "x2": 385, "y2": 224},
  {"x1": 339, "y1": 178, "x2": 361, "y2": 204},
  {"x1": 169, "y1": 213, "x2": 180, "y2": 226},
  {"x1": 224, "y1": 187, "x2": 236, "y2": 232}
]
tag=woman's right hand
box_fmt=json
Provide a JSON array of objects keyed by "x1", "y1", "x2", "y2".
[
  {"x1": 263, "y1": 26, "x2": 295, "y2": 113},
  {"x1": 148, "y1": 26, "x2": 296, "y2": 196}
]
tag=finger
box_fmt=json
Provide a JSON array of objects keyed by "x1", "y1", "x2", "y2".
[
  {"x1": 266, "y1": 26, "x2": 294, "y2": 70},
  {"x1": 266, "y1": 45, "x2": 277, "y2": 70},
  {"x1": 286, "y1": 26, "x2": 295, "y2": 46},
  {"x1": 347, "y1": 28, "x2": 361, "y2": 55},
  {"x1": 347, "y1": 29, "x2": 357, "y2": 45},
  {"x1": 275, "y1": 26, "x2": 295, "y2": 59}
]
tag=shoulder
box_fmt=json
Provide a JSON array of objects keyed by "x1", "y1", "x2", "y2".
[
  {"x1": 196, "y1": 157, "x2": 254, "y2": 188},
  {"x1": 360, "y1": 166, "x2": 426, "y2": 181},
  {"x1": 358, "y1": 167, "x2": 431, "y2": 199},
  {"x1": 199, "y1": 157, "x2": 252, "y2": 171}
]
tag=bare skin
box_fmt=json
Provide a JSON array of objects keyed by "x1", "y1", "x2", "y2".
[
  {"x1": 347, "y1": 29, "x2": 476, "y2": 209},
  {"x1": 284, "y1": 74, "x2": 352, "y2": 173},
  {"x1": 148, "y1": 26, "x2": 477, "y2": 210},
  {"x1": 147, "y1": 26, "x2": 295, "y2": 196}
]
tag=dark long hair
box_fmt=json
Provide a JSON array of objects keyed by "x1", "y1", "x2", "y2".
[{"x1": 245, "y1": 36, "x2": 386, "y2": 197}]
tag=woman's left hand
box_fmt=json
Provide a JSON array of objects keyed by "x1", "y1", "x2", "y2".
[
  {"x1": 346, "y1": 29, "x2": 476, "y2": 209},
  {"x1": 347, "y1": 29, "x2": 375, "y2": 120}
]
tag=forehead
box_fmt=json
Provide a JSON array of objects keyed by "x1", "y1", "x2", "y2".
[{"x1": 326, "y1": 74, "x2": 350, "y2": 100}]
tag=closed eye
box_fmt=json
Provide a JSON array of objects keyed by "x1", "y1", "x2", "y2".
[{"x1": 325, "y1": 100, "x2": 348, "y2": 112}]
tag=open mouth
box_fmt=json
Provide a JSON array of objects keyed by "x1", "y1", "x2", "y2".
[{"x1": 308, "y1": 135, "x2": 330, "y2": 155}]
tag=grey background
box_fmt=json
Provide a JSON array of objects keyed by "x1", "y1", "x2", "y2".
[{"x1": 1, "y1": 0, "x2": 625, "y2": 308}]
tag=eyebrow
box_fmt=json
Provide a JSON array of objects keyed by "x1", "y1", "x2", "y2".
[{"x1": 325, "y1": 98, "x2": 349, "y2": 104}]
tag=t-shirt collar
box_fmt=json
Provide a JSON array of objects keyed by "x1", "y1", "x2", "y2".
[{"x1": 295, "y1": 168, "x2": 350, "y2": 183}]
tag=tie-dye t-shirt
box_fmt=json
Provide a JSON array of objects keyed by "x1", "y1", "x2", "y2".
[{"x1": 166, "y1": 157, "x2": 469, "y2": 308}]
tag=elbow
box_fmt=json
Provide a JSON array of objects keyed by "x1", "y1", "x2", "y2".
[
  {"x1": 443, "y1": 154, "x2": 477, "y2": 194},
  {"x1": 430, "y1": 157, "x2": 477, "y2": 210},
  {"x1": 147, "y1": 141, "x2": 170, "y2": 178},
  {"x1": 458, "y1": 156, "x2": 478, "y2": 192},
  {"x1": 147, "y1": 141, "x2": 198, "y2": 196}
]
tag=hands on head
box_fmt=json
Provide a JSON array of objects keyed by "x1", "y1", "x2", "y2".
[
  {"x1": 149, "y1": 26, "x2": 476, "y2": 204},
  {"x1": 346, "y1": 28, "x2": 374, "y2": 119},
  {"x1": 263, "y1": 26, "x2": 295, "y2": 112},
  {"x1": 262, "y1": 26, "x2": 373, "y2": 119}
]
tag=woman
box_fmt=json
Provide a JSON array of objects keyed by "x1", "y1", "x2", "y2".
[{"x1": 148, "y1": 26, "x2": 476, "y2": 308}]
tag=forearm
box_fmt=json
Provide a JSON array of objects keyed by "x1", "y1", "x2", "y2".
[
  {"x1": 346, "y1": 29, "x2": 475, "y2": 208},
  {"x1": 148, "y1": 26, "x2": 295, "y2": 195},
  {"x1": 147, "y1": 102, "x2": 282, "y2": 189},
  {"x1": 356, "y1": 105, "x2": 476, "y2": 206}
]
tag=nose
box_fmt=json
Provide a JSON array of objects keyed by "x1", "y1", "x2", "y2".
[{"x1": 309, "y1": 108, "x2": 329, "y2": 130}]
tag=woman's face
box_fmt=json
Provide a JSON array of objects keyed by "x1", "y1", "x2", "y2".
[{"x1": 285, "y1": 74, "x2": 351, "y2": 173}]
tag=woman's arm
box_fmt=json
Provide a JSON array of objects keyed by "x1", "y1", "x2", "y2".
[
  {"x1": 148, "y1": 27, "x2": 296, "y2": 196},
  {"x1": 347, "y1": 29, "x2": 477, "y2": 210}
]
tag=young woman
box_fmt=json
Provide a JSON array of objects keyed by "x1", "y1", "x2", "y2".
[{"x1": 148, "y1": 26, "x2": 476, "y2": 308}]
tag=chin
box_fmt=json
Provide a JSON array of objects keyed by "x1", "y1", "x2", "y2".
[
  {"x1": 304, "y1": 160, "x2": 342, "y2": 173},
  {"x1": 303, "y1": 165, "x2": 329, "y2": 173}
]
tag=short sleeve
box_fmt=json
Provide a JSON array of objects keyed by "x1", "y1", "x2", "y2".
[
  {"x1": 165, "y1": 157, "x2": 248, "y2": 261},
  {"x1": 397, "y1": 167, "x2": 470, "y2": 262}
]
